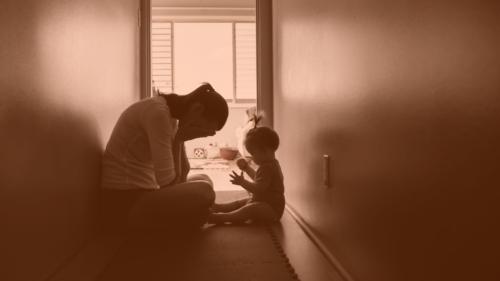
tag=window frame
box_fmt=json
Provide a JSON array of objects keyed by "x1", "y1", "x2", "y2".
[
  {"x1": 150, "y1": 19, "x2": 257, "y2": 104},
  {"x1": 141, "y1": 0, "x2": 272, "y2": 120}
]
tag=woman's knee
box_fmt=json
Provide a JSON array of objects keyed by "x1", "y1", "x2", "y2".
[
  {"x1": 188, "y1": 173, "x2": 213, "y2": 187},
  {"x1": 190, "y1": 181, "x2": 215, "y2": 205}
]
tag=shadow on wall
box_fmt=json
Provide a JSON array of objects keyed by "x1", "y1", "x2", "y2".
[
  {"x1": 278, "y1": 90, "x2": 500, "y2": 281},
  {"x1": 0, "y1": 91, "x2": 103, "y2": 281}
]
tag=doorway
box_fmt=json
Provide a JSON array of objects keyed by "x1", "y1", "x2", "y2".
[{"x1": 142, "y1": 0, "x2": 272, "y2": 190}]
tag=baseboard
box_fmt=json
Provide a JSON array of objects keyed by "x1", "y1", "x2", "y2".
[{"x1": 285, "y1": 204, "x2": 355, "y2": 281}]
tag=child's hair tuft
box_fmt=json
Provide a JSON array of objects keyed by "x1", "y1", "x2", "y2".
[{"x1": 244, "y1": 113, "x2": 279, "y2": 152}]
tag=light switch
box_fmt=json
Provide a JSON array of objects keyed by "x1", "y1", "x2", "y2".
[{"x1": 323, "y1": 154, "x2": 330, "y2": 188}]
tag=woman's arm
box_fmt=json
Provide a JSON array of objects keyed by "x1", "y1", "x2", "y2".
[
  {"x1": 180, "y1": 142, "x2": 190, "y2": 182},
  {"x1": 160, "y1": 139, "x2": 190, "y2": 187},
  {"x1": 168, "y1": 137, "x2": 183, "y2": 185},
  {"x1": 170, "y1": 137, "x2": 191, "y2": 184},
  {"x1": 144, "y1": 108, "x2": 178, "y2": 187}
]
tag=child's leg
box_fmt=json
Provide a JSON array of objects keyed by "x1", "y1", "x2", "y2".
[
  {"x1": 208, "y1": 202, "x2": 278, "y2": 224},
  {"x1": 211, "y1": 198, "x2": 250, "y2": 213}
]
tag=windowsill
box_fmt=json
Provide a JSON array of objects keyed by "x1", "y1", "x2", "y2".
[{"x1": 227, "y1": 102, "x2": 256, "y2": 109}]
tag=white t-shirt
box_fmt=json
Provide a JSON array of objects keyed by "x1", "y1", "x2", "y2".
[{"x1": 101, "y1": 96, "x2": 178, "y2": 190}]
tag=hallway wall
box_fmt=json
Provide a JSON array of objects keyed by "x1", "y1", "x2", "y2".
[
  {"x1": 0, "y1": 1, "x2": 139, "y2": 280},
  {"x1": 273, "y1": 0, "x2": 500, "y2": 280}
]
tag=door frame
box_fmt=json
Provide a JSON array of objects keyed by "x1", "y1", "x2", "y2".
[
  {"x1": 256, "y1": 0, "x2": 273, "y2": 127},
  {"x1": 140, "y1": 0, "x2": 273, "y2": 127},
  {"x1": 139, "y1": 0, "x2": 151, "y2": 100}
]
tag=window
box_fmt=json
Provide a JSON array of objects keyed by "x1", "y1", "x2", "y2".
[
  {"x1": 151, "y1": 22, "x2": 173, "y2": 93},
  {"x1": 235, "y1": 22, "x2": 257, "y2": 102},
  {"x1": 151, "y1": 21, "x2": 257, "y2": 103},
  {"x1": 173, "y1": 23, "x2": 233, "y2": 100}
]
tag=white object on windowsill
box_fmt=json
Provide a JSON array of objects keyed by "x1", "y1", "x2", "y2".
[{"x1": 206, "y1": 142, "x2": 220, "y2": 159}]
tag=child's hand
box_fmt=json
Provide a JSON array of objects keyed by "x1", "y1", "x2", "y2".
[
  {"x1": 229, "y1": 170, "x2": 245, "y2": 186},
  {"x1": 236, "y1": 158, "x2": 249, "y2": 170}
]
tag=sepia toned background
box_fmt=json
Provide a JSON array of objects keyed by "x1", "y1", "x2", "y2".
[
  {"x1": 0, "y1": 0, "x2": 139, "y2": 280},
  {"x1": 273, "y1": 0, "x2": 500, "y2": 280},
  {"x1": 1, "y1": 0, "x2": 499, "y2": 280}
]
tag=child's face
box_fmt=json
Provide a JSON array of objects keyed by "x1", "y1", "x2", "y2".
[{"x1": 247, "y1": 147, "x2": 274, "y2": 165}]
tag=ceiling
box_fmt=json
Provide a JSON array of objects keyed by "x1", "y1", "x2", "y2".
[{"x1": 152, "y1": 0, "x2": 255, "y2": 8}]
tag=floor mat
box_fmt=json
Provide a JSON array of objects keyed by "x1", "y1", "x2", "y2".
[{"x1": 96, "y1": 191, "x2": 299, "y2": 281}]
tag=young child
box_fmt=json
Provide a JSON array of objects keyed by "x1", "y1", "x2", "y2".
[{"x1": 208, "y1": 119, "x2": 285, "y2": 224}]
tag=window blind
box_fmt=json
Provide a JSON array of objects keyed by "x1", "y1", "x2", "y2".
[
  {"x1": 150, "y1": 21, "x2": 257, "y2": 102},
  {"x1": 235, "y1": 23, "x2": 257, "y2": 101},
  {"x1": 151, "y1": 22, "x2": 173, "y2": 93}
]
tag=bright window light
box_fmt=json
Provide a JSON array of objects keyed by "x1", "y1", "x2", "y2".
[{"x1": 173, "y1": 23, "x2": 233, "y2": 100}]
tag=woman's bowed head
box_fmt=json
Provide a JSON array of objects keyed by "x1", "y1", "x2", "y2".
[{"x1": 165, "y1": 82, "x2": 229, "y2": 142}]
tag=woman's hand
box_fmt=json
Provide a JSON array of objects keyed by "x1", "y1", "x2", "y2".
[
  {"x1": 179, "y1": 143, "x2": 190, "y2": 182},
  {"x1": 176, "y1": 125, "x2": 215, "y2": 142},
  {"x1": 229, "y1": 170, "x2": 245, "y2": 186}
]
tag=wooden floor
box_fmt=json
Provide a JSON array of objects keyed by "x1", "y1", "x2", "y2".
[
  {"x1": 274, "y1": 209, "x2": 345, "y2": 281},
  {"x1": 49, "y1": 191, "x2": 344, "y2": 281}
]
